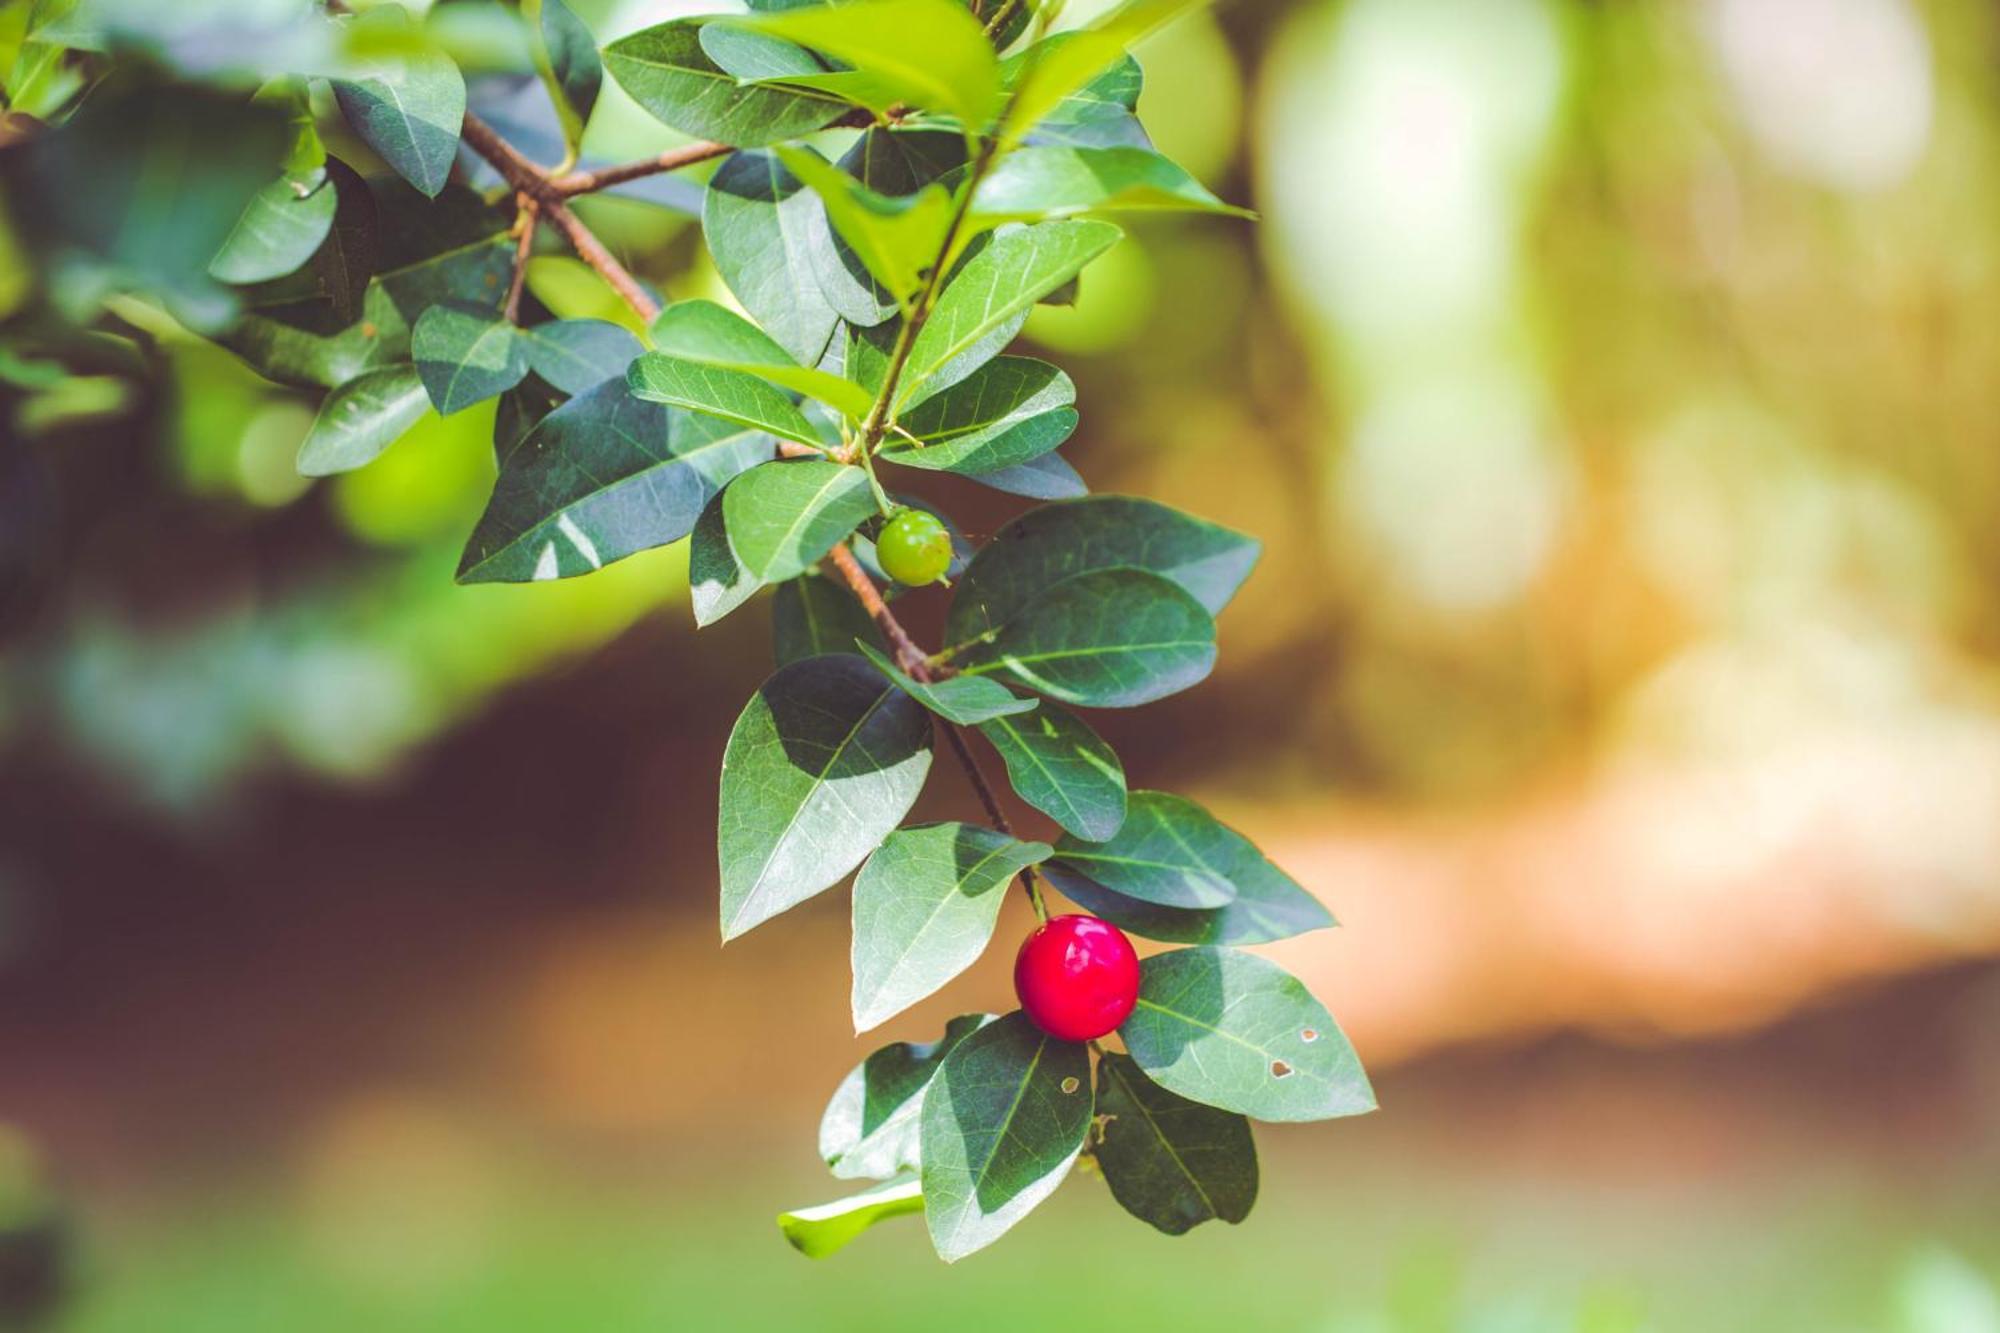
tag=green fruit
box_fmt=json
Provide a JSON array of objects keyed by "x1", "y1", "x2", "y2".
[{"x1": 877, "y1": 508, "x2": 953, "y2": 585}]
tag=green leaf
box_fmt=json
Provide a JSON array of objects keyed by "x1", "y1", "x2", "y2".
[
  {"x1": 778, "y1": 1174, "x2": 924, "y2": 1259},
  {"x1": 724, "y1": 0, "x2": 999, "y2": 128},
  {"x1": 332, "y1": 8, "x2": 467, "y2": 199},
  {"x1": 777, "y1": 145, "x2": 954, "y2": 312},
  {"x1": 413, "y1": 304, "x2": 529, "y2": 415},
  {"x1": 811, "y1": 128, "x2": 967, "y2": 326},
  {"x1": 851, "y1": 824, "x2": 1050, "y2": 1031},
  {"x1": 296, "y1": 364, "x2": 432, "y2": 477},
  {"x1": 1094, "y1": 1053, "x2": 1256, "y2": 1235},
  {"x1": 852, "y1": 641, "x2": 1035, "y2": 727},
  {"x1": 899, "y1": 220, "x2": 1121, "y2": 407},
  {"x1": 689, "y1": 493, "x2": 763, "y2": 628},
  {"x1": 651, "y1": 300, "x2": 874, "y2": 421},
  {"x1": 1040, "y1": 861, "x2": 1332, "y2": 947},
  {"x1": 971, "y1": 452, "x2": 1089, "y2": 501},
  {"x1": 703, "y1": 150, "x2": 842, "y2": 366},
  {"x1": 494, "y1": 376, "x2": 563, "y2": 460},
  {"x1": 519, "y1": 318, "x2": 644, "y2": 395},
  {"x1": 976, "y1": 703, "x2": 1126, "y2": 842},
  {"x1": 459, "y1": 380, "x2": 769, "y2": 583},
  {"x1": 774, "y1": 573, "x2": 884, "y2": 666},
  {"x1": 603, "y1": 19, "x2": 846, "y2": 147},
  {"x1": 822, "y1": 1014, "x2": 993, "y2": 1180},
  {"x1": 1047, "y1": 789, "x2": 1281, "y2": 910},
  {"x1": 946, "y1": 497, "x2": 1260, "y2": 658},
  {"x1": 699, "y1": 25, "x2": 824, "y2": 81},
  {"x1": 539, "y1": 0, "x2": 602, "y2": 136},
  {"x1": 721, "y1": 459, "x2": 877, "y2": 584},
  {"x1": 881, "y1": 357, "x2": 1076, "y2": 477},
  {"x1": 210, "y1": 168, "x2": 338, "y2": 286},
  {"x1": 919, "y1": 1011, "x2": 1092, "y2": 1263},
  {"x1": 1000, "y1": 40, "x2": 1145, "y2": 150},
  {"x1": 719, "y1": 653, "x2": 935, "y2": 940},
  {"x1": 999, "y1": 0, "x2": 1205, "y2": 148},
  {"x1": 628, "y1": 354, "x2": 821, "y2": 446},
  {"x1": 957, "y1": 568, "x2": 1217, "y2": 709},
  {"x1": 973, "y1": 145, "x2": 1250, "y2": 222},
  {"x1": 1120, "y1": 947, "x2": 1375, "y2": 1123}
]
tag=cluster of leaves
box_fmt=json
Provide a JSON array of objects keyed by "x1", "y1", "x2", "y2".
[{"x1": 0, "y1": 0, "x2": 1374, "y2": 1262}]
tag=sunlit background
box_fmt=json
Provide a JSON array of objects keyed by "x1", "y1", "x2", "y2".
[{"x1": 6, "y1": 0, "x2": 2000, "y2": 1327}]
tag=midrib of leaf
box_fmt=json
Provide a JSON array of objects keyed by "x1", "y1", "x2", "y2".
[
  {"x1": 862, "y1": 841, "x2": 1014, "y2": 1013},
  {"x1": 986, "y1": 715, "x2": 1087, "y2": 826},
  {"x1": 754, "y1": 467, "x2": 860, "y2": 576},
  {"x1": 1131, "y1": 995, "x2": 1341, "y2": 1092},
  {"x1": 441, "y1": 323, "x2": 514, "y2": 409},
  {"x1": 1102, "y1": 1058, "x2": 1219, "y2": 1222},
  {"x1": 941, "y1": 1033, "x2": 1047, "y2": 1251},
  {"x1": 973, "y1": 638, "x2": 1207, "y2": 669},
  {"x1": 614, "y1": 46, "x2": 848, "y2": 106}
]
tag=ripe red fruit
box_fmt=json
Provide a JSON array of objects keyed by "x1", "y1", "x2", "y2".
[{"x1": 1014, "y1": 914, "x2": 1140, "y2": 1042}]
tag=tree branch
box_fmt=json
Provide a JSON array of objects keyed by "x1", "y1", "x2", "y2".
[{"x1": 547, "y1": 140, "x2": 731, "y2": 196}]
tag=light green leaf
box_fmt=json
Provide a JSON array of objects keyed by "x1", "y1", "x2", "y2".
[
  {"x1": 958, "y1": 568, "x2": 1217, "y2": 709},
  {"x1": 899, "y1": 220, "x2": 1121, "y2": 407},
  {"x1": 1000, "y1": 0, "x2": 1206, "y2": 148},
  {"x1": 412, "y1": 304, "x2": 528, "y2": 415},
  {"x1": 976, "y1": 702, "x2": 1126, "y2": 842},
  {"x1": 778, "y1": 1174, "x2": 924, "y2": 1259},
  {"x1": 603, "y1": 18, "x2": 846, "y2": 147},
  {"x1": 689, "y1": 493, "x2": 763, "y2": 628},
  {"x1": 210, "y1": 168, "x2": 338, "y2": 286},
  {"x1": 519, "y1": 318, "x2": 644, "y2": 395},
  {"x1": 628, "y1": 353, "x2": 821, "y2": 446},
  {"x1": 1047, "y1": 789, "x2": 1268, "y2": 911},
  {"x1": 778, "y1": 145, "x2": 954, "y2": 311},
  {"x1": 332, "y1": 7, "x2": 466, "y2": 199},
  {"x1": 724, "y1": 0, "x2": 999, "y2": 128},
  {"x1": 459, "y1": 380, "x2": 769, "y2": 583},
  {"x1": 822, "y1": 1014, "x2": 994, "y2": 1181},
  {"x1": 296, "y1": 364, "x2": 431, "y2": 477},
  {"x1": 651, "y1": 300, "x2": 874, "y2": 420},
  {"x1": 882, "y1": 356, "x2": 1077, "y2": 477},
  {"x1": 1120, "y1": 947, "x2": 1375, "y2": 1123},
  {"x1": 719, "y1": 653, "x2": 934, "y2": 940},
  {"x1": 774, "y1": 573, "x2": 885, "y2": 666},
  {"x1": 851, "y1": 824, "x2": 1050, "y2": 1031},
  {"x1": 852, "y1": 641, "x2": 1035, "y2": 728},
  {"x1": 721, "y1": 459, "x2": 877, "y2": 584},
  {"x1": 811, "y1": 127, "x2": 967, "y2": 327},
  {"x1": 999, "y1": 40, "x2": 1145, "y2": 150},
  {"x1": 699, "y1": 24, "x2": 823, "y2": 81},
  {"x1": 703, "y1": 150, "x2": 842, "y2": 366},
  {"x1": 1095, "y1": 1052, "x2": 1256, "y2": 1235},
  {"x1": 973, "y1": 145, "x2": 1250, "y2": 221},
  {"x1": 920, "y1": 1011, "x2": 1091, "y2": 1263}
]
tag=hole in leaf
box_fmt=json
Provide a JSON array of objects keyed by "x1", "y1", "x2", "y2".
[
  {"x1": 1060, "y1": 1077, "x2": 1080, "y2": 1094},
  {"x1": 1270, "y1": 1060, "x2": 1294, "y2": 1079},
  {"x1": 1301, "y1": 1028, "x2": 1320, "y2": 1043}
]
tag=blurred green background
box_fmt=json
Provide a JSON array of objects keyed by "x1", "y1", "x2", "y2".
[{"x1": 7, "y1": 0, "x2": 2000, "y2": 1327}]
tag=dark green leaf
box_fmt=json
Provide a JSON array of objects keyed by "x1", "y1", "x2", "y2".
[
  {"x1": 721, "y1": 459, "x2": 877, "y2": 584},
  {"x1": 882, "y1": 356, "x2": 1077, "y2": 477},
  {"x1": 1094, "y1": 1053, "x2": 1256, "y2": 1235},
  {"x1": 1049, "y1": 789, "x2": 1275, "y2": 911},
  {"x1": 603, "y1": 19, "x2": 845, "y2": 147},
  {"x1": 459, "y1": 380, "x2": 768, "y2": 583},
  {"x1": 540, "y1": 0, "x2": 602, "y2": 135},
  {"x1": 210, "y1": 168, "x2": 338, "y2": 286},
  {"x1": 519, "y1": 318, "x2": 644, "y2": 395},
  {"x1": 296, "y1": 364, "x2": 432, "y2": 477},
  {"x1": 698, "y1": 25, "x2": 823, "y2": 81},
  {"x1": 976, "y1": 702, "x2": 1125, "y2": 842},
  {"x1": 851, "y1": 824, "x2": 1050, "y2": 1030},
  {"x1": 778, "y1": 145, "x2": 954, "y2": 311},
  {"x1": 899, "y1": 220, "x2": 1120, "y2": 407},
  {"x1": 973, "y1": 145, "x2": 1249, "y2": 221},
  {"x1": 999, "y1": 0, "x2": 1201, "y2": 147},
  {"x1": 703, "y1": 150, "x2": 842, "y2": 366},
  {"x1": 724, "y1": 0, "x2": 999, "y2": 127},
  {"x1": 774, "y1": 573, "x2": 884, "y2": 666},
  {"x1": 332, "y1": 8, "x2": 467, "y2": 199},
  {"x1": 1038, "y1": 861, "x2": 1332, "y2": 947},
  {"x1": 811, "y1": 128, "x2": 967, "y2": 326},
  {"x1": 651, "y1": 299, "x2": 873, "y2": 420},
  {"x1": 494, "y1": 375, "x2": 564, "y2": 460},
  {"x1": 689, "y1": 492, "x2": 763, "y2": 628},
  {"x1": 822, "y1": 1014, "x2": 993, "y2": 1180},
  {"x1": 970, "y1": 452, "x2": 1088, "y2": 500},
  {"x1": 778, "y1": 1175, "x2": 924, "y2": 1259},
  {"x1": 920, "y1": 1011, "x2": 1092, "y2": 1262},
  {"x1": 413, "y1": 303, "x2": 529, "y2": 415},
  {"x1": 718, "y1": 654, "x2": 935, "y2": 939},
  {"x1": 1000, "y1": 39, "x2": 1146, "y2": 149},
  {"x1": 1121, "y1": 947, "x2": 1375, "y2": 1122},
  {"x1": 853, "y1": 641, "x2": 1036, "y2": 727},
  {"x1": 957, "y1": 568, "x2": 1217, "y2": 709},
  {"x1": 627, "y1": 354, "x2": 821, "y2": 446}
]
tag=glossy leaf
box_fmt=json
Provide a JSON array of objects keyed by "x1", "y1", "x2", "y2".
[
  {"x1": 969, "y1": 452, "x2": 1089, "y2": 501},
  {"x1": 999, "y1": 0, "x2": 1203, "y2": 147},
  {"x1": 854, "y1": 642, "x2": 1037, "y2": 727},
  {"x1": 519, "y1": 318, "x2": 644, "y2": 395},
  {"x1": 651, "y1": 300, "x2": 874, "y2": 420},
  {"x1": 920, "y1": 1011, "x2": 1092, "y2": 1262},
  {"x1": 296, "y1": 364, "x2": 431, "y2": 477},
  {"x1": 822, "y1": 1014, "x2": 993, "y2": 1180},
  {"x1": 1095, "y1": 1053, "x2": 1256, "y2": 1235},
  {"x1": 699, "y1": 25, "x2": 824, "y2": 81},
  {"x1": 539, "y1": 0, "x2": 602, "y2": 140},
  {"x1": 957, "y1": 568, "x2": 1218, "y2": 709},
  {"x1": 1038, "y1": 861, "x2": 1332, "y2": 947},
  {"x1": 778, "y1": 146, "x2": 953, "y2": 311},
  {"x1": 725, "y1": 0, "x2": 999, "y2": 128},
  {"x1": 703, "y1": 150, "x2": 842, "y2": 366},
  {"x1": 899, "y1": 220, "x2": 1121, "y2": 407},
  {"x1": 210, "y1": 167, "x2": 338, "y2": 286},
  {"x1": 1120, "y1": 947, "x2": 1375, "y2": 1123},
  {"x1": 882, "y1": 357, "x2": 1077, "y2": 477},
  {"x1": 774, "y1": 574, "x2": 885, "y2": 666},
  {"x1": 721, "y1": 460, "x2": 877, "y2": 584},
  {"x1": 976, "y1": 703, "x2": 1126, "y2": 842},
  {"x1": 689, "y1": 493, "x2": 763, "y2": 628},
  {"x1": 778, "y1": 1175, "x2": 924, "y2": 1259},
  {"x1": 412, "y1": 304, "x2": 528, "y2": 415},
  {"x1": 628, "y1": 354, "x2": 821, "y2": 446},
  {"x1": 1001, "y1": 40, "x2": 1146, "y2": 150},
  {"x1": 603, "y1": 19, "x2": 845, "y2": 147},
  {"x1": 973, "y1": 145, "x2": 1249, "y2": 221},
  {"x1": 812, "y1": 128, "x2": 967, "y2": 326},
  {"x1": 851, "y1": 824, "x2": 1050, "y2": 1030},
  {"x1": 1048, "y1": 790, "x2": 1270, "y2": 911},
  {"x1": 459, "y1": 380, "x2": 769, "y2": 583},
  {"x1": 332, "y1": 8, "x2": 467, "y2": 199},
  {"x1": 718, "y1": 654, "x2": 934, "y2": 940}
]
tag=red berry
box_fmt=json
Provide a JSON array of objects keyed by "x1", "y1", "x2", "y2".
[{"x1": 1013, "y1": 914, "x2": 1140, "y2": 1042}]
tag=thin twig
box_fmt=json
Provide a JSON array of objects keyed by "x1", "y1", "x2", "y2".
[
  {"x1": 826, "y1": 543, "x2": 930, "y2": 679},
  {"x1": 504, "y1": 195, "x2": 538, "y2": 325},
  {"x1": 547, "y1": 140, "x2": 732, "y2": 196}
]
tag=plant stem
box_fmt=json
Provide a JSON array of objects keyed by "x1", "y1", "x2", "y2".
[
  {"x1": 548, "y1": 140, "x2": 731, "y2": 196},
  {"x1": 504, "y1": 195, "x2": 537, "y2": 325}
]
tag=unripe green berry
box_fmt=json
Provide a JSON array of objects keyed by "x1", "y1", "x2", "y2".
[{"x1": 877, "y1": 508, "x2": 952, "y2": 585}]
